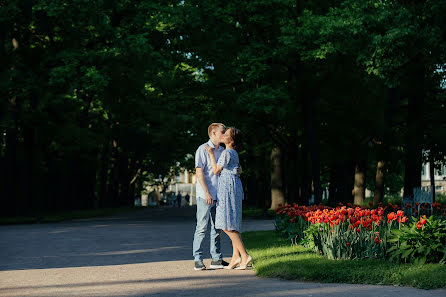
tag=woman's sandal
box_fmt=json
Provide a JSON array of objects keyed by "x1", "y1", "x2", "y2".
[
  {"x1": 223, "y1": 257, "x2": 241, "y2": 270},
  {"x1": 235, "y1": 255, "x2": 253, "y2": 270}
]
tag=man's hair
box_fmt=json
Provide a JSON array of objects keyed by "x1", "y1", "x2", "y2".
[
  {"x1": 228, "y1": 127, "x2": 243, "y2": 151},
  {"x1": 208, "y1": 123, "x2": 225, "y2": 137}
]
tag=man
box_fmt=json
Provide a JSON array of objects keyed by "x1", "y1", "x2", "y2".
[{"x1": 192, "y1": 123, "x2": 228, "y2": 270}]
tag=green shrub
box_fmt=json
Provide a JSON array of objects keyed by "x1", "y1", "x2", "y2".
[{"x1": 387, "y1": 216, "x2": 446, "y2": 264}]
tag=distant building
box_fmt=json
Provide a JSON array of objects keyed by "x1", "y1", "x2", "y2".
[
  {"x1": 421, "y1": 162, "x2": 446, "y2": 194},
  {"x1": 139, "y1": 168, "x2": 197, "y2": 206},
  {"x1": 141, "y1": 158, "x2": 446, "y2": 205},
  {"x1": 168, "y1": 168, "x2": 197, "y2": 205}
]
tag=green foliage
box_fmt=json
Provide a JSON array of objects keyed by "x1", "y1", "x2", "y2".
[
  {"x1": 388, "y1": 216, "x2": 446, "y2": 264},
  {"x1": 276, "y1": 208, "x2": 446, "y2": 263},
  {"x1": 274, "y1": 213, "x2": 294, "y2": 239},
  {"x1": 1, "y1": 0, "x2": 446, "y2": 214},
  {"x1": 0, "y1": 0, "x2": 206, "y2": 212},
  {"x1": 243, "y1": 230, "x2": 446, "y2": 289},
  {"x1": 275, "y1": 215, "x2": 309, "y2": 244}
]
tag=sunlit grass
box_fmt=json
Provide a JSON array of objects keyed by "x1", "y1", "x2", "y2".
[
  {"x1": 242, "y1": 230, "x2": 446, "y2": 289},
  {"x1": 242, "y1": 207, "x2": 275, "y2": 218}
]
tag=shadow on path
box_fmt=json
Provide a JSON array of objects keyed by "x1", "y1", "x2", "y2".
[
  {"x1": 0, "y1": 206, "x2": 273, "y2": 271},
  {"x1": 2, "y1": 207, "x2": 444, "y2": 297}
]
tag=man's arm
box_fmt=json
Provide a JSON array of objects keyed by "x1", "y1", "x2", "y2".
[{"x1": 196, "y1": 167, "x2": 213, "y2": 205}]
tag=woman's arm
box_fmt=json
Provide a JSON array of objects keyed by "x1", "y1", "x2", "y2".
[{"x1": 205, "y1": 145, "x2": 223, "y2": 175}]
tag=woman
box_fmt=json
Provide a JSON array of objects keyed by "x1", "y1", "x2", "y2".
[{"x1": 205, "y1": 127, "x2": 253, "y2": 270}]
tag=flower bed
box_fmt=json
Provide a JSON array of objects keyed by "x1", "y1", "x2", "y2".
[{"x1": 275, "y1": 203, "x2": 446, "y2": 263}]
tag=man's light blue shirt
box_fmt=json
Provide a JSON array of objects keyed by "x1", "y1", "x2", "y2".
[{"x1": 195, "y1": 140, "x2": 224, "y2": 201}]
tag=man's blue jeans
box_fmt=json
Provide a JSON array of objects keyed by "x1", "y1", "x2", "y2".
[{"x1": 192, "y1": 197, "x2": 222, "y2": 262}]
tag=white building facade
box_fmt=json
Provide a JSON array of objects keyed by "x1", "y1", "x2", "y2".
[{"x1": 421, "y1": 162, "x2": 446, "y2": 194}]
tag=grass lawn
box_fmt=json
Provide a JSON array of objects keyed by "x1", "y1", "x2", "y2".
[
  {"x1": 0, "y1": 206, "x2": 149, "y2": 225},
  {"x1": 242, "y1": 230, "x2": 446, "y2": 290},
  {"x1": 242, "y1": 207, "x2": 276, "y2": 219}
]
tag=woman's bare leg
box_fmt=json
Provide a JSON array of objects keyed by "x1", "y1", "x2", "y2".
[
  {"x1": 224, "y1": 230, "x2": 249, "y2": 263},
  {"x1": 224, "y1": 230, "x2": 241, "y2": 265}
]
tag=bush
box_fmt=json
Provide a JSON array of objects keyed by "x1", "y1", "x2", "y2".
[
  {"x1": 387, "y1": 215, "x2": 446, "y2": 264},
  {"x1": 274, "y1": 202, "x2": 446, "y2": 263}
]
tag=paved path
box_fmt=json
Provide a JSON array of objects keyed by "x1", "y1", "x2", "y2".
[{"x1": 0, "y1": 207, "x2": 445, "y2": 297}]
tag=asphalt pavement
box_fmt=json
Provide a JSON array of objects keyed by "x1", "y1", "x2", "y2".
[{"x1": 1, "y1": 206, "x2": 445, "y2": 297}]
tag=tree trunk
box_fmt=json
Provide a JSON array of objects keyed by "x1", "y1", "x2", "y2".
[
  {"x1": 403, "y1": 58, "x2": 424, "y2": 201},
  {"x1": 329, "y1": 160, "x2": 354, "y2": 205},
  {"x1": 301, "y1": 144, "x2": 313, "y2": 204},
  {"x1": 247, "y1": 173, "x2": 259, "y2": 207},
  {"x1": 98, "y1": 131, "x2": 111, "y2": 208},
  {"x1": 295, "y1": 142, "x2": 306, "y2": 205},
  {"x1": 353, "y1": 160, "x2": 366, "y2": 206},
  {"x1": 108, "y1": 121, "x2": 121, "y2": 207},
  {"x1": 373, "y1": 161, "x2": 385, "y2": 206},
  {"x1": 284, "y1": 142, "x2": 299, "y2": 204},
  {"x1": 270, "y1": 146, "x2": 286, "y2": 209},
  {"x1": 403, "y1": 144, "x2": 423, "y2": 200},
  {"x1": 258, "y1": 172, "x2": 270, "y2": 210},
  {"x1": 373, "y1": 87, "x2": 397, "y2": 207},
  {"x1": 23, "y1": 114, "x2": 35, "y2": 215},
  {"x1": 328, "y1": 164, "x2": 338, "y2": 203},
  {"x1": 303, "y1": 98, "x2": 322, "y2": 205},
  {"x1": 21, "y1": 91, "x2": 45, "y2": 216},
  {"x1": 344, "y1": 160, "x2": 355, "y2": 204},
  {"x1": 3, "y1": 98, "x2": 19, "y2": 215}
]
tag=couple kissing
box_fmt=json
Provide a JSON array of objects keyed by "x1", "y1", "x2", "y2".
[{"x1": 192, "y1": 123, "x2": 252, "y2": 271}]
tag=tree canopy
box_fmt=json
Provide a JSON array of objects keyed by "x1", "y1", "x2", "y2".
[{"x1": 1, "y1": 0, "x2": 445, "y2": 214}]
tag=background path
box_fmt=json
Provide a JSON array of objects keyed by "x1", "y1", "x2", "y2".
[{"x1": 1, "y1": 206, "x2": 445, "y2": 297}]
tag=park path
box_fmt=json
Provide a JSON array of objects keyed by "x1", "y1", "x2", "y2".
[{"x1": 0, "y1": 206, "x2": 445, "y2": 297}]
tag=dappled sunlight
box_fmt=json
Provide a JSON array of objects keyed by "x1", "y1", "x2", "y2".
[
  {"x1": 2, "y1": 260, "x2": 441, "y2": 297},
  {"x1": 1, "y1": 209, "x2": 444, "y2": 296},
  {"x1": 48, "y1": 230, "x2": 73, "y2": 234},
  {"x1": 79, "y1": 246, "x2": 187, "y2": 256},
  {"x1": 1, "y1": 244, "x2": 193, "y2": 271},
  {"x1": 92, "y1": 224, "x2": 112, "y2": 228},
  {"x1": 252, "y1": 250, "x2": 317, "y2": 262},
  {"x1": 0, "y1": 261, "x2": 258, "y2": 297},
  {"x1": 249, "y1": 285, "x2": 379, "y2": 297}
]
